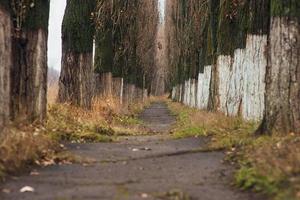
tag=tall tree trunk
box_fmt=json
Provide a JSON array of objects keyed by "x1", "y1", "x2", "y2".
[
  {"x1": 259, "y1": 2, "x2": 300, "y2": 134},
  {"x1": 0, "y1": 3, "x2": 11, "y2": 129},
  {"x1": 59, "y1": 0, "x2": 95, "y2": 109},
  {"x1": 10, "y1": 0, "x2": 49, "y2": 123}
]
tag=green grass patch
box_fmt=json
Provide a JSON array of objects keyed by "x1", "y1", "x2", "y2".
[
  {"x1": 113, "y1": 115, "x2": 143, "y2": 127},
  {"x1": 235, "y1": 166, "x2": 280, "y2": 194},
  {"x1": 46, "y1": 104, "x2": 115, "y2": 143},
  {"x1": 173, "y1": 126, "x2": 207, "y2": 139}
]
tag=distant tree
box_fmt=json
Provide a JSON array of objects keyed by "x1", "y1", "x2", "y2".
[{"x1": 58, "y1": 0, "x2": 95, "y2": 109}]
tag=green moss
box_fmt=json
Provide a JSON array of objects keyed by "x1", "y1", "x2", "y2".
[
  {"x1": 217, "y1": 0, "x2": 248, "y2": 56},
  {"x1": 23, "y1": 0, "x2": 50, "y2": 30},
  {"x1": 209, "y1": 0, "x2": 220, "y2": 56},
  {"x1": 271, "y1": 0, "x2": 300, "y2": 19},
  {"x1": 62, "y1": 0, "x2": 95, "y2": 53},
  {"x1": 248, "y1": 0, "x2": 270, "y2": 34},
  {"x1": 113, "y1": 115, "x2": 143, "y2": 127},
  {"x1": 94, "y1": 30, "x2": 114, "y2": 73}
]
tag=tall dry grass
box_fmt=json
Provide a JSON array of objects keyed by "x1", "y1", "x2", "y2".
[{"x1": 0, "y1": 126, "x2": 60, "y2": 180}]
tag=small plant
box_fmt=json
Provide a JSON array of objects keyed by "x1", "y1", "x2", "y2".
[{"x1": 235, "y1": 166, "x2": 279, "y2": 194}]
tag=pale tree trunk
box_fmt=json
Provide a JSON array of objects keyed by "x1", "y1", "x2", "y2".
[
  {"x1": 259, "y1": 17, "x2": 300, "y2": 134},
  {"x1": 0, "y1": 6, "x2": 11, "y2": 129},
  {"x1": 26, "y1": 30, "x2": 48, "y2": 121}
]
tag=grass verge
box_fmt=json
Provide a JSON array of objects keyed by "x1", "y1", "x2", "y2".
[
  {"x1": 46, "y1": 97, "x2": 152, "y2": 143},
  {"x1": 0, "y1": 95, "x2": 151, "y2": 181},
  {"x1": 167, "y1": 100, "x2": 300, "y2": 200}
]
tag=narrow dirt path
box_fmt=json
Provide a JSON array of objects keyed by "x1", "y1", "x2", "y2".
[{"x1": 0, "y1": 102, "x2": 261, "y2": 200}]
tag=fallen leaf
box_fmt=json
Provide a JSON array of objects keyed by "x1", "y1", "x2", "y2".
[
  {"x1": 2, "y1": 188, "x2": 11, "y2": 194},
  {"x1": 20, "y1": 186, "x2": 35, "y2": 193},
  {"x1": 141, "y1": 193, "x2": 149, "y2": 198},
  {"x1": 30, "y1": 171, "x2": 40, "y2": 176}
]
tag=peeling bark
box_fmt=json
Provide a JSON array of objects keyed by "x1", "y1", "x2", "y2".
[
  {"x1": 197, "y1": 66, "x2": 212, "y2": 110},
  {"x1": 242, "y1": 35, "x2": 267, "y2": 121}
]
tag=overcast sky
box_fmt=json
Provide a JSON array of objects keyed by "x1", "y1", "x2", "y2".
[{"x1": 47, "y1": 0, "x2": 165, "y2": 71}]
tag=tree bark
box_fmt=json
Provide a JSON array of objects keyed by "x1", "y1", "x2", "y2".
[
  {"x1": 0, "y1": 6, "x2": 11, "y2": 129},
  {"x1": 9, "y1": 0, "x2": 49, "y2": 123},
  {"x1": 259, "y1": 17, "x2": 300, "y2": 134},
  {"x1": 59, "y1": 52, "x2": 93, "y2": 109}
]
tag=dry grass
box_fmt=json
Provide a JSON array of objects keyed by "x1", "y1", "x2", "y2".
[
  {"x1": 47, "y1": 83, "x2": 59, "y2": 105},
  {"x1": 46, "y1": 88, "x2": 153, "y2": 143},
  {"x1": 167, "y1": 99, "x2": 300, "y2": 200},
  {"x1": 0, "y1": 126, "x2": 60, "y2": 180},
  {"x1": 167, "y1": 100, "x2": 257, "y2": 147},
  {"x1": 0, "y1": 85, "x2": 151, "y2": 180}
]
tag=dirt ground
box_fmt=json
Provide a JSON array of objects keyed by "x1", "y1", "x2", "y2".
[{"x1": 0, "y1": 102, "x2": 262, "y2": 200}]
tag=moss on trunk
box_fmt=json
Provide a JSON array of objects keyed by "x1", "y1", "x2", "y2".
[
  {"x1": 62, "y1": 0, "x2": 95, "y2": 53},
  {"x1": 271, "y1": 0, "x2": 300, "y2": 19},
  {"x1": 23, "y1": 0, "x2": 50, "y2": 30}
]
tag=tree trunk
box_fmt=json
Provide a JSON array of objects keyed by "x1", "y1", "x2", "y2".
[
  {"x1": 58, "y1": 0, "x2": 95, "y2": 109},
  {"x1": 10, "y1": 0, "x2": 49, "y2": 123},
  {"x1": 100, "y1": 72, "x2": 112, "y2": 97},
  {"x1": 259, "y1": 16, "x2": 300, "y2": 134},
  {"x1": 112, "y1": 77, "x2": 123, "y2": 101},
  {"x1": 0, "y1": 6, "x2": 11, "y2": 129},
  {"x1": 59, "y1": 52, "x2": 93, "y2": 109}
]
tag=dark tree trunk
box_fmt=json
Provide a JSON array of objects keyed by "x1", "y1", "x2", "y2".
[
  {"x1": 58, "y1": 0, "x2": 95, "y2": 109},
  {"x1": 10, "y1": 0, "x2": 49, "y2": 123},
  {"x1": 0, "y1": 4, "x2": 12, "y2": 129}
]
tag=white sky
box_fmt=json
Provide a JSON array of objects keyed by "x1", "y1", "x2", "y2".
[
  {"x1": 159, "y1": 0, "x2": 165, "y2": 22},
  {"x1": 47, "y1": 0, "x2": 66, "y2": 71},
  {"x1": 47, "y1": 0, "x2": 165, "y2": 71}
]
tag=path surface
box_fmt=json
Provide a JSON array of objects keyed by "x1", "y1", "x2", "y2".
[{"x1": 0, "y1": 102, "x2": 261, "y2": 200}]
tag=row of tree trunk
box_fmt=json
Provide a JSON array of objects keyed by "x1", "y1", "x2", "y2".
[
  {"x1": 58, "y1": 0, "x2": 159, "y2": 108},
  {"x1": 0, "y1": 1, "x2": 49, "y2": 131},
  {"x1": 166, "y1": 0, "x2": 299, "y2": 134}
]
